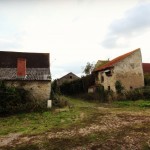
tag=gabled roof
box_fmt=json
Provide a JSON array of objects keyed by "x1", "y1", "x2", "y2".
[
  {"x1": 94, "y1": 60, "x2": 109, "y2": 71},
  {"x1": 142, "y1": 63, "x2": 150, "y2": 74},
  {"x1": 94, "y1": 48, "x2": 140, "y2": 72},
  {"x1": 0, "y1": 51, "x2": 50, "y2": 81},
  {"x1": 58, "y1": 72, "x2": 79, "y2": 80}
]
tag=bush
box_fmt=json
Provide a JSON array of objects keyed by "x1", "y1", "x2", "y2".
[
  {"x1": 123, "y1": 87, "x2": 150, "y2": 101},
  {"x1": 59, "y1": 74, "x2": 95, "y2": 95},
  {"x1": 52, "y1": 95, "x2": 69, "y2": 108},
  {"x1": 0, "y1": 81, "x2": 47, "y2": 115},
  {"x1": 144, "y1": 74, "x2": 150, "y2": 86},
  {"x1": 115, "y1": 80, "x2": 124, "y2": 94},
  {"x1": 75, "y1": 93, "x2": 101, "y2": 102},
  {"x1": 72, "y1": 84, "x2": 114, "y2": 103}
]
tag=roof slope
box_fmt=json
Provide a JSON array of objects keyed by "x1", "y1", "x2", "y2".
[
  {"x1": 94, "y1": 48, "x2": 140, "y2": 72},
  {"x1": 0, "y1": 51, "x2": 49, "y2": 68},
  {"x1": 0, "y1": 68, "x2": 50, "y2": 80},
  {"x1": 94, "y1": 60, "x2": 109, "y2": 71},
  {"x1": 58, "y1": 72, "x2": 79, "y2": 80}
]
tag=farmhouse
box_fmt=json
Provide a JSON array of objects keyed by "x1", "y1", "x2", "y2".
[
  {"x1": 93, "y1": 48, "x2": 144, "y2": 92},
  {"x1": 0, "y1": 51, "x2": 51, "y2": 101},
  {"x1": 57, "y1": 72, "x2": 79, "y2": 86}
]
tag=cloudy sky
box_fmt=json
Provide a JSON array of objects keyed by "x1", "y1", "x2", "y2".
[{"x1": 0, "y1": 0, "x2": 150, "y2": 79}]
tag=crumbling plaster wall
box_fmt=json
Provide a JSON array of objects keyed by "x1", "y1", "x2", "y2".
[
  {"x1": 97, "y1": 50, "x2": 144, "y2": 92},
  {"x1": 5, "y1": 81, "x2": 51, "y2": 101}
]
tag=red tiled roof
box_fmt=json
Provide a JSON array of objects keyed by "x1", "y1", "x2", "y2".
[
  {"x1": 94, "y1": 48, "x2": 140, "y2": 72},
  {"x1": 142, "y1": 63, "x2": 150, "y2": 74}
]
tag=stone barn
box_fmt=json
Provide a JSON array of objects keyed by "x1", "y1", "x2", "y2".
[
  {"x1": 93, "y1": 48, "x2": 144, "y2": 92},
  {"x1": 0, "y1": 51, "x2": 51, "y2": 101},
  {"x1": 57, "y1": 72, "x2": 79, "y2": 86}
]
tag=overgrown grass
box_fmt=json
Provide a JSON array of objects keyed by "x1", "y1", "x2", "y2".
[
  {"x1": 0, "y1": 96, "x2": 97, "y2": 136},
  {"x1": 113, "y1": 100, "x2": 150, "y2": 108},
  {"x1": 1, "y1": 98, "x2": 150, "y2": 136},
  {"x1": 1, "y1": 97, "x2": 150, "y2": 150}
]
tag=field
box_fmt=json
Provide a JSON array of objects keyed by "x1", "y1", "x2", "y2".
[{"x1": 0, "y1": 97, "x2": 150, "y2": 150}]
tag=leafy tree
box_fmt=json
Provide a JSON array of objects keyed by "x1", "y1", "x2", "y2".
[
  {"x1": 83, "y1": 62, "x2": 94, "y2": 75},
  {"x1": 50, "y1": 79, "x2": 60, "y2": 99}
]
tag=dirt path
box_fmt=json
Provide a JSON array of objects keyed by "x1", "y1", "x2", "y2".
[{"x1": 1, "y1": 108, "x2": 150, "y2": 150}]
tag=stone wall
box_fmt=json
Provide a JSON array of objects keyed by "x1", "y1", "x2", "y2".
[
  {"x1": 97, "y1": 50, "x2": 144, "y2": 92},
  {"x1": 4, "y1": 80, "x2": 51, "y2": 101}
]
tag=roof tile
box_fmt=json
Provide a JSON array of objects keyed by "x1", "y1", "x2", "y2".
[{"x1": 94, "y1": 48, "x2": 140, "y2": 72}]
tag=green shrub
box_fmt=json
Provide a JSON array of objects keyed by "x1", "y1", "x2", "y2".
[
  {"x1": 59, "y1": 74, "x2": 95, "y2": 95},
  {"x1": 52, "y1": 95, "x2": 69, "y2": 108},
  {"x1": 72, "y1": 84, "x2": 114, "y2": 103},
  {"x1": 0, "y1": 81, "x2": 47, "y2": 115},
  {"x1": 144, "y1": 74, "x2": 150, "y2": 86},
  {"x1": 115, "y1": 80, "x2": 124, "y2": 94},
  {"x1": 75, "y1": 93, "x2": 101, "y2": 101},
  {"x1": 123, "y1": 87, "x2": 150, "y2": 101}
]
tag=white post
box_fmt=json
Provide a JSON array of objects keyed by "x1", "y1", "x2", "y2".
[{"x1": 47, "y1": 100, "x2": 52, "y2": 108}]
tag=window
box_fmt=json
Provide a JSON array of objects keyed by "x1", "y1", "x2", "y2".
[
  {"x1": 130, "y1": 86, "x2": 133, "y2": 90},
  {"x1": 108, "y1": 86, "x2": 111, "y2": 91},
  {"x1": 105, "y1": 70, "x2": 112, "y2": 77},
  {"x1": 70, "y1": 76, "x2": 72, "y2": 79}
]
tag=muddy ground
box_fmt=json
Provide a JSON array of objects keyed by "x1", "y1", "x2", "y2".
[{"x1": 0, "y1": 107, "x2": 150, "y2": 150}]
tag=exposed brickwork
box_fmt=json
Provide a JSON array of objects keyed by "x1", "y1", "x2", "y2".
[{"x1": 17, "y1": 58, "x2": 26, "y2": 77}]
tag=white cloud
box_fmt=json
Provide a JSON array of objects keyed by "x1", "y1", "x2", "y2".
[
  {"x1": 102, "y1": 2, "x2": 150, "y2": 48},
  {"x1": 1, "y1": 0, "x2": 150, "y2": 79}
]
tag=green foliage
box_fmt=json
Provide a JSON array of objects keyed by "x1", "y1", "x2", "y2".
[
  {"x1": 60, "y1": 74, "x2": 95, "y2": 95},
  {"x1": 52, "y1": 95, "x2": 69, "y2": 108},
  {"x1": 144, "y1": 74, "x2": 150, "y2": 86},
  {"x1": 0, "y1": 96, "x2": 97, "y2": 136},
  {"x1": 115, "y1": 80, "x2": 124, "y2": 94},
  {"x1": 71, "y1": 84, "x2": 114, "y2": 103},
  {"x1": 51, "y1": 80, "x2": 69, "y2": 108},
  {"x1": 50, "y1": 79, "x2": 60, "y2": 99},
  {"x1": 124, "y1": 87, "x2": 150, "y2": 101},
  {"x1": 95, "y1": 84, "x2": 112, "y2": 102},
  {"x1": 0, "y1": 81, "x2": 47, "y2": 115},
  {"x1": 113, "y1": 100, "x2": 150, "y2": 108},
  {"x1": 83, "y1": 62, "x2": 94, "y2": 75}
]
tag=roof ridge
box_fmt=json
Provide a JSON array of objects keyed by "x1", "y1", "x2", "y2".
[{"x1": 94, "y1": 48, "x2": 140, "y2": 72}]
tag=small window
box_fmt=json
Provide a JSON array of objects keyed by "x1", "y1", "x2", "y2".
[
  {"x1": 108, "y1": 86, "x2": 110, "y2": 91},
  {"x1": 130, "y1": 86, "x2": 133, "y2": 90},
  {"x1": 70, "y1": 76, "x2": 72, "y2": 79},
  {"x1": 105, "y1": 70, "x2": 112, "y2": 77}
]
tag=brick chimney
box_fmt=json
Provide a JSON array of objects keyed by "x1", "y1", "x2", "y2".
[{"x1": 17, "y1": 58, "x2": 26, "y2": 78}]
